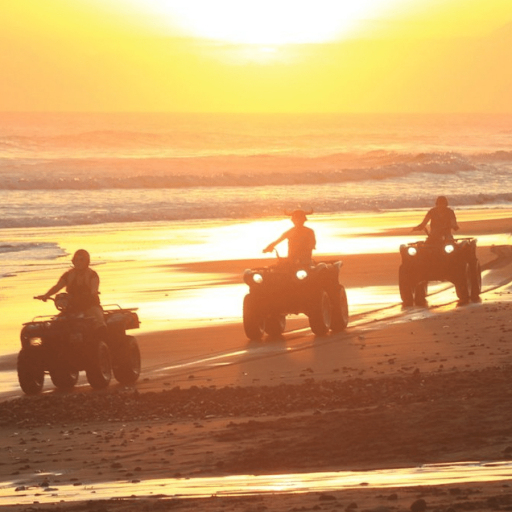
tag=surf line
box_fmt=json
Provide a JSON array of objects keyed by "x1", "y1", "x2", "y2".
[{"x1": 2, "y1": 460, "x2": 512, "y2": 506}]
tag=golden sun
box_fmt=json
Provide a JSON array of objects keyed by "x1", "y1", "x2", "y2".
[{"x1": 121, "y1": 0, "x2": 405, "y2": 45}]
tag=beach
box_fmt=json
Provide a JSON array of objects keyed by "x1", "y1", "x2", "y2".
[
  {"x1": 1, "y1": 209, "x2": 512, "y2": 510},
  {"x1": 1, "y1": 0, "x2": 512, "y2": 503}
]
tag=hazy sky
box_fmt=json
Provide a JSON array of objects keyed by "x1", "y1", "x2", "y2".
[{"x1": 1, "y1": 0, "x2": 511, "y2": 113}]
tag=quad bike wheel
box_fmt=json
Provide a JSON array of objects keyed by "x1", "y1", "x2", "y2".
[
  {"x1": 85, "y1": 340, "x2": 112, "y2": 389},
  {"x1": 243, "y1": 294, "x2": 265, "y2": 340},
  {"x1": 469, "y1": 260, "x2": 482, "y2": 301},
  {"x1": 50, "y1": 368, "x2": 79, "y2": 390},
  {"x1": 398, "y1": 265, "x2": 414, "y2": 307},
  {"x1": 113, "y1": 335, "x2": 141, "y2": 385},
  {"x1": 330, "y1": 285, "x2": 349, "y2": 332},
  {"x1": 454, "y1": 263, "x2": 470, "y2": 303},
  {"x1": 264, "y1": 314, "x2": 286, "y2": 337},
  {"x1": 309, "y1": 290, "x2": 331, "y2": 336},
  {"x1": 414, "y1": 281, "x2": 428, "y2": 306},
  {"x1": 17, "y1": 348, "x2": 45, "y2": 395}
]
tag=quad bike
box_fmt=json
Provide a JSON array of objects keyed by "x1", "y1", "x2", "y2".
[
  {"x1": 242, "y1": 251, "x2": 349, "y2": 340},
  {"x1": 17, "y1": 293, "x2": 141, "y2": 395},
  {"x1": 399, "y1": 233, "x2": 481, "y2": 307}
]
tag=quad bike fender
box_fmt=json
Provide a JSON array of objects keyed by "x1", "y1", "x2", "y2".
[{"x1": 104, "y1": 309, "x2": 140, "y2": 331}]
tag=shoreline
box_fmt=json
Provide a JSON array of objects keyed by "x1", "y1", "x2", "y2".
[{"x1": 2, "y1": 209, "x2": 512, "y2": 510}]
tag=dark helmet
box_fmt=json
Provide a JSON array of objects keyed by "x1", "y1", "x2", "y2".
[{"x1": 72, "y1": 249, "x2": 91, "y2": 267}]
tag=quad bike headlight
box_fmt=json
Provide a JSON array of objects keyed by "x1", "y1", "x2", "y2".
[
  {"x1": 21, "y1": 324, "x2": 42, "y2": 345},
  {"x1": 252, "y1": 273, "x2": 263, "y2": 284},
  {"x1": 407, "y1": 247, "x2": 417, "y2": 256},
  {"x1": 55, "y1": 293, "x2": 69, "y2": 311},
  {"x1": 296, "y1": 269, "x2": 308, "y2": 280},
  {"x1": 243, "y1": 270, "x2": 264, "y2": 285},
  {"x1": 444, "y1": 244, "x2": 455, "y2": 254}
]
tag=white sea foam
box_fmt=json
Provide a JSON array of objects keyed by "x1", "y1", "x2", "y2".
[
  {"x1": 0, "y1": 242, "x2": 67, "y2": 280},
  {"x1": 0, "y1": 242, "x2": 64, "y2": 258}
]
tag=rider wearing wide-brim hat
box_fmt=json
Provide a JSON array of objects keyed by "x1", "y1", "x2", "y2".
[{"x1": 263, "y1": 209, "x2": 316, "y2": 265}]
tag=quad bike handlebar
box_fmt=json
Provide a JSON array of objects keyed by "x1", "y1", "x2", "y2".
[
  {"x1": 411, "y1": 226, "x2": 430, "y2": 236},
  {"x1": 34, "y1": 295, "x2": 54, "y2": 302},
  {"x1": 34, "y1": 293, "x2": 69, "y2": 311}
]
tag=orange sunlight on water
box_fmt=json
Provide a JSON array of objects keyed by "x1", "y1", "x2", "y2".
[
  {"x1": 2, "y1": 210, "x2": 510, "y2": 352},
  {"x1": 2, "y1": 461, "x2": 512, "y2": 506}
]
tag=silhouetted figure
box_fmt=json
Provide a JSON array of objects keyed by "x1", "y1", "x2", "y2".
[
  {"x1": 263, "y1": 209, "x2": 316, "y2": 265},
  {"x1": 35, "y1": 249, "x2": 106, "y2": 330},
  {"x1": 413, "y1": 196, "x2": 459, "y2": 244}
]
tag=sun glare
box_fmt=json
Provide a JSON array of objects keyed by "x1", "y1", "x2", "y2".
[{"x1": 120, "y1": 0, "x2": 406, "y2": 45}]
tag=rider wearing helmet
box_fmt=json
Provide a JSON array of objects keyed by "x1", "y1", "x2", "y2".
[
  {"x1": 35, "y1": 249, "x2": 106, "y2": 330},
  {"x1": 263, "y1": 209, "x2": 316, "y2": 265},
  {"x1": 414, "y1": 196, "x2": 459, "y2": 243}
]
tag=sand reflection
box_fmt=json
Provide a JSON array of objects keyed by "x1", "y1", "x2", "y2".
[
  {"x1": 2, "y1": 461, "x2": 512, "y2": 506},
  {"x1": 2, "y1": 212, "x2": 509, "y2": 353}
]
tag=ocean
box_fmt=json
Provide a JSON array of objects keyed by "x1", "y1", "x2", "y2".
[
  {"x1": 1, "y1": 112, "x2": 512, "y2": 274},
  {"x1": 2, "y1": 112, "x2": 512, "y2": 222}
]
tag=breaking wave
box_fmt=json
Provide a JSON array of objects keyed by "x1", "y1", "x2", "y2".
[
  {"x1": 0, "y1": 242, "x2": 66, "y2": 260},
  {"x1": 2, "y1": 186, "x2": 512, "y2": 230},
  {"x1": 0, "y1": 150, "x2": 502, "y2": 190}
]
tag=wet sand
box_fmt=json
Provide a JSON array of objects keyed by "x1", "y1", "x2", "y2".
[{"x1": 1, "y1": 210, "x2": 512, "y2": 510}]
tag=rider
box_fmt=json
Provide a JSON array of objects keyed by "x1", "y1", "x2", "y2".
[
  {"x1": 263, "y1": 209, "x2": 316, "y2": 265},
  {"x1": 35, "y1": 249, "x2": 106, "y2": 331},
  {"x1": 413, "y1": 196, "x2": 459, "y2": 243}
]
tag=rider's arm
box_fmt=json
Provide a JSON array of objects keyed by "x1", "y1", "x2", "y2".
[
  {"x1": 450, "y1": 210, "x2": 460, "y2": 231},
  {"x1": 89, "y1": 271, "x2": 100, "y2": 297},
  {"x1": 414, "y1": 210, "x2": 432, "y2": 231},
  {"x1": 36, "y1": 274, "x2": 67, "y2": 301},
  {"x1": 263, "y1": 231, "x2": 289, "y2": 253}
]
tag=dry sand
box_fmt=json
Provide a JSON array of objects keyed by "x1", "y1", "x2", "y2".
[{"x1": 2, "y1": 211, "x2": 512, "y2": 511}]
